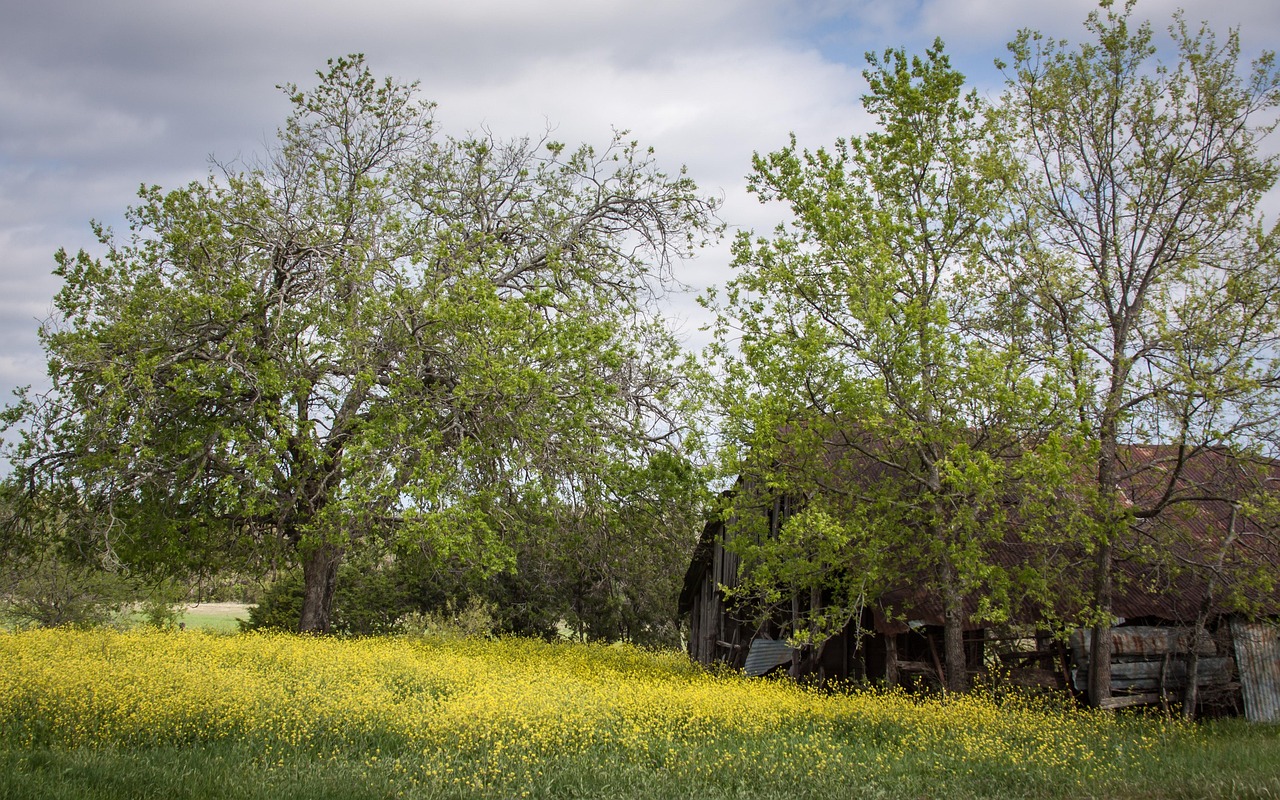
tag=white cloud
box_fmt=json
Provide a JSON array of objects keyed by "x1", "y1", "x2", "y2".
[{"x1": 1, "y1": 0, "x2": 1276, "y2": 411}]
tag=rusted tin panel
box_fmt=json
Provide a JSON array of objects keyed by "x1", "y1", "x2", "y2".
[
  {"x1": 1111, "y1": 448, "x2": 1280, "y2": 622},
  {"x1": 1231, "y1": 620, "x2": 1280, "y2": 723}
]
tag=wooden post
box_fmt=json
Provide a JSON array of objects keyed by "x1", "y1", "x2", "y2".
[
  {"x1": 843, "y1": 624, "x2": 851, "y2": 681},
  {"x1": 927, "y1": 630, "x2": 948, "y2": 691},
  {"x1": 886, "y1": 634, "x2": 899, "y2": 688},
  {"x1": 1159, "y1": 651, "x2": 1171, "y2": 718},
  {"x1": 1057, "y1": 640, "x2": 1072, "y2": 690},
  {"x1": 790, "y1": 593, "x2": 801, "y2": 677}
]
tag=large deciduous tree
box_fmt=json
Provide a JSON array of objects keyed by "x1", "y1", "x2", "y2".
[
  {"x1": 7, "y1": 56, "x2": 719, "y2": 632},
  {"x1": 706, "y1": 42, "x2": 1077, "y2": 692},
  {"x1": 1001, "y1": 2, "x2": 1280, "y2": 706}
]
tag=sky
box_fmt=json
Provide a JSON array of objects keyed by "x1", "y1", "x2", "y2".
[{"x1": 2, "y1": 0, "x2": 1279, "y2": 415}]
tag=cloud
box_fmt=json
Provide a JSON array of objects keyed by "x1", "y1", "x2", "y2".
[
  {"x1": 1, "y1": 0, "x2": 1275, "y2": 416},
  {"x1": 0, "y1": 1, "x2": 858, "y2": 392}
]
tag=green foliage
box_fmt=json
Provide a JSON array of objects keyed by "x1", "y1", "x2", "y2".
[
  {"x1": 241, "y1": 572, "x2": 306, "y2": 633},
  {"x1": 243, "y1": 555, "x2": 424, "y2": 636},
  {"x1": 730, "y1": 503, "x2": 869, "y2": 647},
  {"x1": 705, "y1": 40, "x2": 1087, "y2": 689},
  {"x1": 1001, "y1": 1, "x2": 1280, "y2": 704},
  {"x1": 396, "y1": 597, "x2": 499, "y2": 639},
  {"x1": 487, "y1": 451, "x2": 707, "y2": 646},
  {"x1": 6, "y1": 54, "x2": 719, "y2": 633},
  {"x1": 185, "y1": 571, "x2": 266, "y2": 605},
  {"x1": 137, "y1": 578, "x2": 188, "y2": 630},
  {"x1": 243, "y1": 454, "x2": 704, "y2": 646}
]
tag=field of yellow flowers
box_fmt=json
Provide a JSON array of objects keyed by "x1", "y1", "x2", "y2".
[{"x1": 0, "y1": 628, "x2": 1271, "y2": 800}]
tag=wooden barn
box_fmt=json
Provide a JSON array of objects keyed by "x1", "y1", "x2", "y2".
[{"x1": 678, "y1": 447, "x2": 1280, "y2": 720}]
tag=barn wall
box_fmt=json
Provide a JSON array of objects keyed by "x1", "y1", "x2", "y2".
[
  {"x1": 685, "y1": 519, "x2": 750, "y2": 670},
  {"x1": 1067, "y1": 624, "x2": 1244, "y2": 711}
]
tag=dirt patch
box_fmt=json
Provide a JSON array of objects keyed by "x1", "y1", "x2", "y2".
[{"x1": 183, "y1": 602, "x2": 253, "y2": 616}]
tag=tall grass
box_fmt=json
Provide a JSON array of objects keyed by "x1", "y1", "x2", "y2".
[{"x1": 0, "y1": 629, "x2": 1273, "y2": 799}]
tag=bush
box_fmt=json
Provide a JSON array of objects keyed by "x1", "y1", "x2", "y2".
[
  {"x1": 396, "y1": 597, "x2": 499, "y2": 638},
  {"x1": 138, "y1": 578, "x2": 190, "y2": 630},
  {"x1": 240, "y1": 571, "x2": 305, "y2": 632},
  {"x1": 241, "y1": 555, "x2": 431, "y2": 635},
  {"x1": 238, "y1": 525, "x2": 688, "y2": 645},
  {"x1": 0, "y1": 554, "x2": 131, "y2": 630}
]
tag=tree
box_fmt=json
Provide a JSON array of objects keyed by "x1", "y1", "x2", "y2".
[
  {"x1": 706, "y1": 42, "x2": 1077, "y2": 692},
  {"x1": 492, "y1": 450, "x2": 707, "y2": 644},
  {"x1": 1001, "y1": 2, "x2": 1280, "y2": 706},
  {"x1": 6, "y1": 55, "x2": 719, "y2": 632}
]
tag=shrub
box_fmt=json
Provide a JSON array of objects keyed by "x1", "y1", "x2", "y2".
[{"x1": 0, "y1": 553, "x2": 130, "y2": 629}]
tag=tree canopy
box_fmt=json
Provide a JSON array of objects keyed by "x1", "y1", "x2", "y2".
[
  {"x1": 704, "y1": 40, "x2": 1083, "y2": 691},
  {"x1": 703, "y1": 2, "x2": 1280, "y2": 702},
  {"x1": 1000, "y1": 0, "x2": 1280, "y2": 706},
  {"x1": 6, "y1": 55, "x2": 720, "y2": 633}
]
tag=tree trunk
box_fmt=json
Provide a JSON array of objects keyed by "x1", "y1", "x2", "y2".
[
  {"x1": 1088, "y1": 431, "x2": 1122, "y2": 709},
  {"x1": 299, "y1": 541, "x2": 342, "y2": 633},
  {"x1": 940, "y1": 556, "x2": 968, "y2": 693},
  {"x1": 1184, "y1": 602, "x2": 1216, "y2": 721},
  {"x1": 885, "y1": 633, "x2": 899, "y2": 689},
  {"x1": 1087, "y1": 542, "x2": 1114, "y2": 707},
  {"x1": 1182, "y1": 645, "x2": 1201, "y2": 720}
]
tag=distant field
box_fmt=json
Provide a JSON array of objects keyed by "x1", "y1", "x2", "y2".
[
  {"x1": 1, "y1": 629, "x2": 1278, "y2": 799},
  {"x1": 178, "y1": 602, "x2": 252, "y2": 633}
]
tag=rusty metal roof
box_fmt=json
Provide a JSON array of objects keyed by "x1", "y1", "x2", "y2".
[
  {"x1": 1110, "y1": 446, "x2": 1280, "y2": 621},
  {"x1": 685, "y1": 443, "x2": 1280, "y2": 633}
]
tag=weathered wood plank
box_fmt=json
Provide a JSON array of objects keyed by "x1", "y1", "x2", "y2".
[
  {"x1": 1071, "y1": 657, "x2": 1232, "y2": 692},
  {"x1": 1098, "y1": 693, "x2": 1161, "y2": 710},
  {"x1": 1071, "y1": 626, "x2": 1215, "y2": 664}
]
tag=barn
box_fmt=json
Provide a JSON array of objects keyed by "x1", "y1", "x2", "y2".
[{"x1": 678, "y1": 446, "x2": 1280, "y2": 720}]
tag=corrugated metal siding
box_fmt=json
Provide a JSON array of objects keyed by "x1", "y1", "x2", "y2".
[
  {"x1": 1231, "y1": 620, "x2": 1280, "y2": 723},
  {"x1": 745, "y1": 638, "x2": 795, "y2": 677}
]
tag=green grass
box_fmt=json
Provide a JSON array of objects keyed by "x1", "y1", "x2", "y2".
[
  {"x1": 112, "y1": 602, "x2": 251, "y2": 633},
  {"x1": 3, "y1": 725, "x2": 1279, "y2": 800},
  {"x1": 1114, "y1": 718, "x2": 1280, "y2": 800},
  {"x1": 2, "y1": 629, "x2": 1279, "y2": 799},
  {"x1": 176, "y1": 603, "x2": 251, "y2": 633},
  {"x1": 0, "y1": 743, "x2": 382, "y2": 800}
]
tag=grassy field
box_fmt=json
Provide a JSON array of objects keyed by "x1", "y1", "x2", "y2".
[
  {"x1": 1, "y1": 629, "x2": 1278, "y2": 799},
  {"x1": 176, "y1": 603, "x2": 252, "y2": 633}
]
